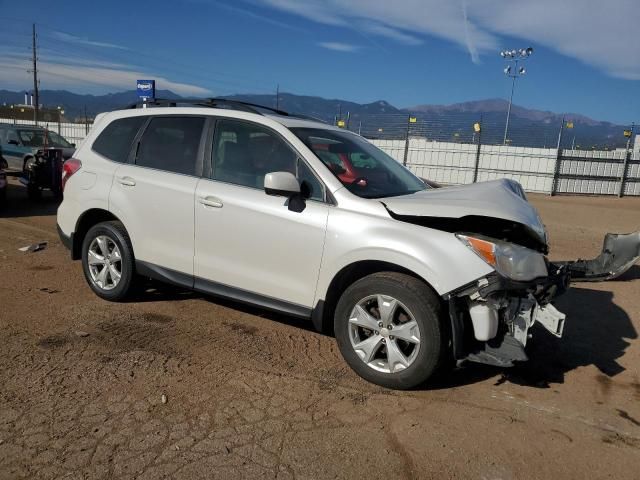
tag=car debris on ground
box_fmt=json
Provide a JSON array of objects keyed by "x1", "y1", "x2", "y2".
[{"x1": 18, "y1": 241, "x2": 47, "y2": 253}]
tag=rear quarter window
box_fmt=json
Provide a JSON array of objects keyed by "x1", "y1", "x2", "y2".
[{"x1": 92, "y1": 117, "x2": 147, "y2": 162}]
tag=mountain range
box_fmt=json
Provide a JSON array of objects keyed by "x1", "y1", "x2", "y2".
[{"x1": 0, "y1": 89, "x2": 629, "y2": 148}]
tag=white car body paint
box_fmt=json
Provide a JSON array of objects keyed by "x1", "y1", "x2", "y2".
[{"x1": 57, "y1": 106, "x2": 547, "y2": 341}]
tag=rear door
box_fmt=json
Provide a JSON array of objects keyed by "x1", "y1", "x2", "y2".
[{"x1": 109, "y1": 115, "x2": 207, "y2": 276}]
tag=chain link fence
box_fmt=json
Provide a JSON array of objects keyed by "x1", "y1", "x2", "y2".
[
  {"x1": 344, "y1": 113, "x2": 638, "y2": 197},
  {"x1": 1, "y1": 112, "x2": 637, "y2": 196}
]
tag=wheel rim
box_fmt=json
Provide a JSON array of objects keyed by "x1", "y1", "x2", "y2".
[
  {"x1": 87, "y1": 235, "x2": 122, "y2": 291},
  {"x1": 348, "y1": 294, "x2": 421, "y2": 374}
]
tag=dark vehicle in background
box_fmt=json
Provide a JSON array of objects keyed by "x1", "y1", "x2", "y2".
[
  {"x1": 0, "y1": 124, "x2": 75, "y2": 172},
  {"x1": 0, "y1": 146, "x2": 7, "y2": 204},
  {"x1": 20, "y1": 148, "x2": 67, "y2": 200}
]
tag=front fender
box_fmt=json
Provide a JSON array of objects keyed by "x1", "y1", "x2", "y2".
[{"x1": 315, "y1": 208, "x2": 494, "y2": 302}]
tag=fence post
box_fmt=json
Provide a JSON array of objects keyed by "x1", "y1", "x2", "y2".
[
  {"x1": 550, "y1": 118, "x2": 566, "y2": 196},
  {"x1": 618, "y1": 151, "x2": 631, "y2": 198},
  {"x1": 402, "y1": 115, "x2": 411, "y2": 166},
  {"x1": 551, "y1": 148, "x2": 563, "y2": 195},
  {"x1": 472, "y1": 117, "x2": 482, "y2": 183},
  {"x1": 618, "y1": 123, "x2": 635, "y2": 198}
]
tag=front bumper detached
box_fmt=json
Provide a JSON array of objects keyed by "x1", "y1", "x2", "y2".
[
  {"x1": 557, "y1": 231, "x2": 640, "y2": 282},
  {"x1": 447, "y1": 265, "x2": 571, "y2": 368}
]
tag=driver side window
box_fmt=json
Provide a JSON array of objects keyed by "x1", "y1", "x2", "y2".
[{"x1": 212, "y1": 119, "x2": 324, "y2": 201}]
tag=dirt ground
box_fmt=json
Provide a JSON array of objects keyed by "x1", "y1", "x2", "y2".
[{"x1": 1, "y1": 174, "x2": 639, "y2": 480}]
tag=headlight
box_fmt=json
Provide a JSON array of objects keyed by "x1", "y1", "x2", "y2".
[{"x1": 457, "y1": 234, "x2": 548, "y2": 281}]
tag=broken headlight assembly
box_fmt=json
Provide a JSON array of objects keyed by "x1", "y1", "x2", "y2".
[{"x1": 456, "y1": 234, "x2": 548, "y2": 282}]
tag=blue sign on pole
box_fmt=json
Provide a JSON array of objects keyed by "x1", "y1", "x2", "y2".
[{"x1": 136, "y1": 80, "x2": 155, "y2": 100}]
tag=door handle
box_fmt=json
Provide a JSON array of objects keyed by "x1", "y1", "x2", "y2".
[
  {"x1": 199, "y1": 196, "x2": 223, "y2": 208},
  {"x1": 118, "y1": 176, "x2": 136, "y2": 187}
]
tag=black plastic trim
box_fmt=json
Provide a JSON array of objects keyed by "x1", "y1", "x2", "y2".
[
  {"x1": 135, "y1": 260, "x2": 313, "y2": 320},
  {"x1": 57, "y1": 223, "x2": 73, "y2": 253},
  {"x1": 136, "y1": 260, "x2": 194, "y2": 289},
  {"x1": 194, "y1": 277, "x2": 312, "y2": 319}
]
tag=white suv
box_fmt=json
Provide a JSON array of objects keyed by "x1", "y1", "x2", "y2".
[{"x1": 57, "y1": 99, "x2": 573, "y2": 389}]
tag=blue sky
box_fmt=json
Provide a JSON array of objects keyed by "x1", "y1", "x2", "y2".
[{"x1": 0, "y1": 0, "x2": 638, "y2": 123}]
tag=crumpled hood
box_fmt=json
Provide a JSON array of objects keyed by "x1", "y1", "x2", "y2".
[{"x1": 382, "y1": 179, "x2": 547, "y2": 245}]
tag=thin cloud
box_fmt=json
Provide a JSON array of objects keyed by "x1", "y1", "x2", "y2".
[
  {"x1": 0, "y1": 54, "x2": 211, "y2": 96},
  {"x1": 189, "y1": 0, "x2": 307, "y2": 32},
  {"x1": 51, "y1": 31, "x2": 129, "y2": 50},
  {"x1": 359, "y1": 21, "x2": 422, "y2": 46},
  {"x1": 318, "y1": 42, "x2": 361, "y2": 52},
  {"x1": 461, "y1": 0, "x2": 480, "y2": 64},
  {"x1": 253, "y1": 0, "x2": 640, "y2": 79}
]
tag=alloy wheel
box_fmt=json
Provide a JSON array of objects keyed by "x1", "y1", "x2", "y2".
[
  {"x1": 348, "y1": 294, "x2": 421, "y2": 374},
  {"x1": 87, "y1": 235, "x2": 122, "y2": 291}
]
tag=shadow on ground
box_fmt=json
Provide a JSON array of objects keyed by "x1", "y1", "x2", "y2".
[
  {"x1": 0, "y1": 177, "x2": 60, "y2": 218},
  {"x1": 132, "y1": 279, "x2": 318, "y2": 334}
]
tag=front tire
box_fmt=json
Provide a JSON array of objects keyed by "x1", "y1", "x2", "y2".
[
  {"x1": 334, "y1": 272, "x2": 445, "y2": 389},
  {"x1": 81, "y1": 221, "x2": 137, "y2": 301}
]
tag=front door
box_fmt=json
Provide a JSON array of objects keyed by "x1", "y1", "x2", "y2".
[{"x1": 194, "y1": 118, "x2": 329, "y2": 310}]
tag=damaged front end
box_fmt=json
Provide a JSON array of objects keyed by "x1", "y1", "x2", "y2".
[
  {"x1": 381, "y1": 178, "x2": 640, "y2": 367},
  {"x1": 447, "y1": 267, "x2": 570, "y2": 367},
  {"x1": 444, "y1": 231, "x2": 639, "y2": 368},
  {"x1": 444, "y1": 231, "x2": 639, "y2": 367}
]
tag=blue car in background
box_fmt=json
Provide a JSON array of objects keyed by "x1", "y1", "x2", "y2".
[{"x1": 0, "y1": 124, "x2": 75, "y2": 172}]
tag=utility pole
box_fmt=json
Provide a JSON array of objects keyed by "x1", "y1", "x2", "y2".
[{"x1": 31, "y1": 23, "x2": 40, "y2": 125}]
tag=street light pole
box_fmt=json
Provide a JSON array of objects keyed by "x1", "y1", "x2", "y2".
[
  {"x1": 500, "y1": 47, "x2": 533, "y2": 145},
  {"x1": 503, "y1": 65, "x2": 517, "y2": 145}
]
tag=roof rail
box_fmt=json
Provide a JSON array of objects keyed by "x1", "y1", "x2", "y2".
[{"x1": 124, "y1": 97, "x2": 327, "y2": 123}]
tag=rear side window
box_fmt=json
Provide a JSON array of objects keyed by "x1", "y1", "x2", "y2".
[
  {"x1": 92, "y1": 117, "x2": 146, "y2": 162},
  {"x1": 136, "y1": 116, "x2": 204, "y2": 176}
]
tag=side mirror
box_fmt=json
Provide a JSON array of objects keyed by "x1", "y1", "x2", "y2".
[
  {"x1": 264, "y1": 171, "x2": 300, "y2": 197},
  {"x1": 70, "y1": 143, "x2": 76, "y2": 148}
]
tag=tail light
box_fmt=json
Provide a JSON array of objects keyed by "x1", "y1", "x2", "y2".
[{"x1": 62, "y1": 158, "x2": 82, "y2": 192}]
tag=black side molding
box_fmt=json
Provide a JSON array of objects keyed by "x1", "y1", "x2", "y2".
[
  {"x1": 194, "y1": 277, "x2": 312, "y2": 319},
  {"x1": 136, "y1": 260, "x2": 194, "y2": 289},
  {"x1": 56, "y1": 223, "x2": 73, "y2": 254},
  {"x1": 135, "y1": 260, "x2": 313, "y2": 321}
]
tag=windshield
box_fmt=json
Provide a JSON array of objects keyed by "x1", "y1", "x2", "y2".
[
  {"x1": 291, "y1": 128, "x2": 427, "y2": 198},
  {"x1": 18, "y1": 129, "x2": 72, "y2": 148}
]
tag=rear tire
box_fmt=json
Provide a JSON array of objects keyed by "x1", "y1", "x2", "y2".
[
  {"x1": 81, "y1": 221, "x2": 137, "y2": 301},
  {"x1": 334, "y1": 272, "x2": 445, "y2": 390}
]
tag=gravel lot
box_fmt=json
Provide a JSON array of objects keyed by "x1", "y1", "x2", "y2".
[{"x1": 1, "y1": 175, "x2": 639, "y2": 480}]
